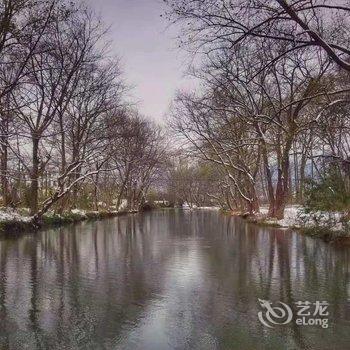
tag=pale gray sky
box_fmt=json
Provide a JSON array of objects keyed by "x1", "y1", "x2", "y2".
[{"x1": 85, "y1": 0, "x2": 195, "y2": 122}]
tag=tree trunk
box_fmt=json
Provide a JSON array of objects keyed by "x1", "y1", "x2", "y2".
[
  {"x1": 30, "y1": 136, "x2": 40, "y2": 216},
  {"x1": 0, "y1": 112, "x2": 10, "y2": 206},
  {"x1": 93, "y1": 164, "x2": 99, "y2": 211},
  {"x1": 69, "y1": 147, "x2": 80, "y2": 209},
  {"x1": 299, "y1": 149, "x2": 308, "y2": 202},
  {"x1": 248, "y1": 186, "x2": 260, "y2": 214},
  {"x1": 260, "y1": 140, "x2": 275, "y2": 217},
  {"x1": 274, "y1": 169, "x2": 288, "y2": 219},
  {"x1": 274, "y1": 139, "x2": 292, "y2": 219},
  {"x1": 0, "y1": 142, "x2": 9, "y2": 206},
  {"x1": 116, "y1": 176, "x2": 128, "y2": 210},
  {"x1": 293, "y1": 141, "x2": 299, "y2": 202}
]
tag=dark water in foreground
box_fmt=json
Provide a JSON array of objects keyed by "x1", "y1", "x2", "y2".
[{"x1": 0, "y1": 210, "x2": 349, "y2": 350}]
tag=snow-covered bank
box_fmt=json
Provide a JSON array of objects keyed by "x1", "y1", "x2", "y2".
[
  {"x1": 0, "y1": 209, "x2": 32, "y2": 223},
  {"x1": 0, "y1": 208, "x2": 137, "y2": 236},
  {"x1": 260, "y1": 205, "x2": 304, "y2": 228},
  {"x1": 193, "y1": 206, "x2": 221, "y2": 210},
  {"x1": 180, "y1": 203, "x2": 221, "y2": 210},
  {"x1": 250, "y1": 205, "x2": 350, "y2": 240}
]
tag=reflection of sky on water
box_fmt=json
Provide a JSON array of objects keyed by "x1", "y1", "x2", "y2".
[{"x1": 0, "y1": 210, "x2": 349, "y2": 349}]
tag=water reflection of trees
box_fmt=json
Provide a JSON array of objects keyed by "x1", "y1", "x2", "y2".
[
  {"x1": 0, "y1": 211, "x2": 348, "y2": 349},
  {"x1": 171, "y1": 212, "x2": 350, "y2": 349},
  {"x1": 0, "y1": 214, "x2": 176, "y2": 349}
]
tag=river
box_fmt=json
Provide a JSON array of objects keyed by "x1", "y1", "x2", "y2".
[{"x1": 0, "y1": 209, "x2": 349, "y2": 349}]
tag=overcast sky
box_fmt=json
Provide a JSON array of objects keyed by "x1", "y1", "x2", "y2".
[{"x1": 85, "y1": 0, "x2": 195, "y2": 123}]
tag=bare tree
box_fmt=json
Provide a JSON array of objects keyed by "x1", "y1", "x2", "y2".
[
  {"x1": 107, "y1": 112, "x2": 166, "y2": 211},
  {"x1": 10, "y1": 4, "x2": 111, "y2": 215},
  {"x1": 165, "y1": 0, "x2": 350, "y2": 72}
]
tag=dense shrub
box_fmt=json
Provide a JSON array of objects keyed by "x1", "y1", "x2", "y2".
[{"x1": 304, "y1": 169, "x2": 350, "y2": 213}]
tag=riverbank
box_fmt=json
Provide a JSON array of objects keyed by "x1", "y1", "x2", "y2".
[
  {"x1": 234, "y1": 205, "x2": 350, "y2": 242},
  {"x1": 0, "y1": 206, "x2": 221, "y2": 237},
  {"x1": 2, "y1": 206, "x2": 349, "y2": 243},
  {"x1": 0, "y1": 208, "x2": 137, "y2": 237}
]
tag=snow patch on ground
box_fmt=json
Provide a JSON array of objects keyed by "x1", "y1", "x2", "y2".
[
  {"x1": 195, "y1": 206, "x2": 221, "y2": 210},
  {"x1": 263, "y1": 205, "x2": 303, "y2": 228},
  {"x1": 260, "y1": 205, "x2": 348, "y2": 232},
  {"x1": 259, "y1": 207, "x2": 269, "y2": 215},
  {"x1": 71, "y1": 209, "x2": 88, "y2": 217},
  {"x1": 0, "y1": 208, "x2": 32, "y2": 222}
]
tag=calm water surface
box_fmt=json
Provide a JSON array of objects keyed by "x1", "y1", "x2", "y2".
[{"x1": 0, "y1": 210, "x2": 349, "y2": 350}]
